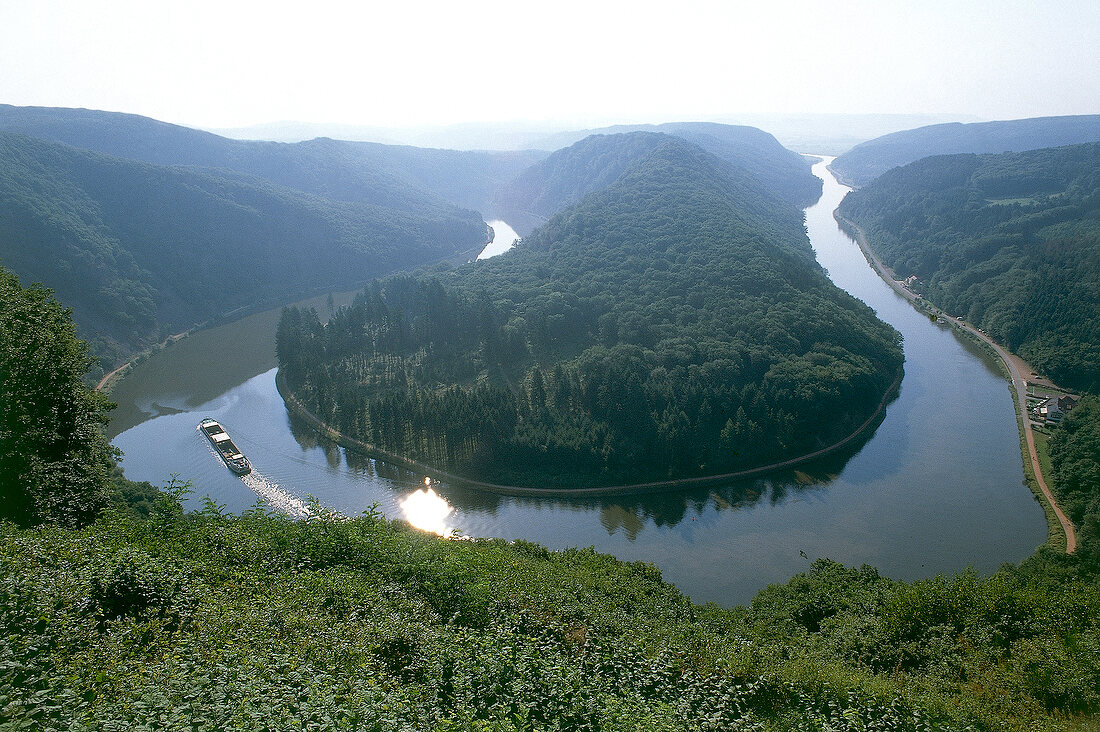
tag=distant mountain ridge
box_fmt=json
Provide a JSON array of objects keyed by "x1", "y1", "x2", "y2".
[
  {"x1": 524, "y1": 121, "x2": 820, "y2": 208},
  {"x1": 829, "y1": 114, "x2": 1100, "y2": 186},
  {"x1": 493, "y1": 127, "x2": 820, "y2": 235},
  {"x1": 0, "y1": 105, "x2": 544, "y2": 213},
  {"x1": 0, "y1": 106, "x2": 818, "y2": 219},
  {"x1": 209, "y1": 113, "x2": 982, "y2": 154},
  {"x1": 491, "y1": 132, "x2": 671, "y2": 234},
  {"x1": 0, "y1": 131, "x2": 487, "y2": 370}
]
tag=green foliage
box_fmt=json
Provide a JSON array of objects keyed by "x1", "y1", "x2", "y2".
[
  {"x1": 2, "y1": 500, "x2": 1068, "y2": 731},
  {"x1": 1048, "y1": 396, "x2": 1100, "y2": 555},
  {"x1": 839, "y1": 142, "x2": 1100, "y2": 391},
  {"x1": 0, "y1": 265, "x2": 114, "y2": 526},
  {"x1": 105, "y1": 465, "x2": 166, "y2": 519},
  {"x1": 751, "y1": 558, "x2": 1100, "y2": 722},
  {"x1": 87, "y1": 547, "x2": 194, "y2": 629},
  {"x1": 279, "y1": 139, "x2": 902, "y2": 487},
  {"x1": 0, "y1": 130, "x2": 488, "y2": 369},
  {"x1": 831, "y1": 114, "x2": 1100, "y2": 186}
]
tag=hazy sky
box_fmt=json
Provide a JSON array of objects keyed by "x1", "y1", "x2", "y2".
[{"x1": 1, "y1": 0, "x2": 1096, "y2": 129}]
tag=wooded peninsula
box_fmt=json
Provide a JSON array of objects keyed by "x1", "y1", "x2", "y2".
[{"x1": 277, "y1": 135, "x2": 903, "y2": 488}]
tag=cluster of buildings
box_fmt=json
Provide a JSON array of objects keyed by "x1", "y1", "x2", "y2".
[{"x1": 1033, "y1": 394, "x2": 1078, "y2": 425}]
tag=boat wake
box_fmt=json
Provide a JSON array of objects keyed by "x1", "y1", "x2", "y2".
[
  {"x1": 194, "y1": 425, "x2": 338, "y2": 520},
  {"x1": 240, "y1": 472, "x2": 312, "y2": 519}
]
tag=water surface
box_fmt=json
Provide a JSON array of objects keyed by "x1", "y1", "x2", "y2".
[
  {"x1": 478, "y1": 220, "x2": 521, "y2": 259},
  {"x1": 113, "y1": 163, "x2": 1046, "y2": 605}
]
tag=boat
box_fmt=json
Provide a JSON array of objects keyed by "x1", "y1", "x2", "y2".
[{"x1": 198, "y1": 418, "x2": 251, "y2": 475}]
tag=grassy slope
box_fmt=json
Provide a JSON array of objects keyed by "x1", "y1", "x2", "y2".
[{"x1": 2, "y1": 478, "x2": 1098, "y2": 731}]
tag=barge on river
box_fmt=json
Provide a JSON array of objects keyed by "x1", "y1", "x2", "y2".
[{"x1": 199, "y1": 418, "x2": 251, "y2": 475}]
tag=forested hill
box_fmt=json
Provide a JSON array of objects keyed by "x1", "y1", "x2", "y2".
[
  {"x1": 493, "y1": 128, "x2": 820, "y2": 235},
  {"x1": 830, "y1": 114, "x2": 1100, "y2": 186},
  {"x1": 279, "y1": 138, "x2": 902, "y2": 488},
  {"x1": 491, "y1": 132, "x2": 670, "y2": 234},
  {"x1": 0, "y1": 131, "x2": 487, "y2": 370},
  {"x1": 526, "y1": 121, "x2": 820, "y2": 206},
  {"x1": 838, "y1": 142, "x2": 1100, "y2": 391},
  {"x1": 0, "y1": 104, "x2": 544, "y2": 213}
]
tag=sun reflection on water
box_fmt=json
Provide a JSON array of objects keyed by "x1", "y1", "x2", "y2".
[{"x1": 399, "y1": 483, "x2": 454, "y2": 536}]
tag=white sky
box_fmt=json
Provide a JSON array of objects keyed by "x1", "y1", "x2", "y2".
[{"x1": 1, "y1": 0, "x2": 1097, "y2": 129}]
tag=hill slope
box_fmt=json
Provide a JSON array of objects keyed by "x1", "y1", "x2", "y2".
[
  {"x1": 490, "y1": 132, "x2": 671, "y2": 234},
  {"x1": 493, "y1": 128, "x2": 819, "y2": 235},
  {"x1": 837, "y1": 142, "x2": 1100, "y2": 391},
  {"x1": 0, "y1": 132, "x2": 487, "y2": 367},
  {"x1": 515, "y1": 122, "x2": 820, "y2": 209},
  {"x1": 0, "y1": 104, "x2": 543, "y2": 213},
  {"x1": 830, "y1": 114, "x2": 1100, "y2": 186},
  {"x1": 279, "y1": 138, "x2": 902, "y2": 487}
]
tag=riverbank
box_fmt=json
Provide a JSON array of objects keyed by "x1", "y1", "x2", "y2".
[
  {"x1": 276, "y1": 366, "x2": 904, "y2": 498},
  {"x1": 824, "y1": 162, "x2": 860, "y2": 189},
  {"x1": 95, "y1": 329, "x2": 193, "y2": 393},
  {"x1": 835, "y1": 212, "x2": 1077, "y2": 553}
]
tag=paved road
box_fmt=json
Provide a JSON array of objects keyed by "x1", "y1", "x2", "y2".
[{"x1": 837, "y1": 213, "x2": 1077, "y2": 554}]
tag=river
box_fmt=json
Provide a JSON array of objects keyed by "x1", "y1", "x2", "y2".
[
  {"x1": 110, "y1": 159, "x2": 1046, "y2": 606},
  {"x1": 478, "y1": 220, "x2": 521, "y2": 259}
]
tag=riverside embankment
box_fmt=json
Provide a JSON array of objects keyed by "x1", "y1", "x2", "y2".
[
  {"x1": 834, "y1": 209, "x2": 1077, "y2": 553},
  {"x1": 276, "y1": 367, "x2": 904, "y2": 498}
]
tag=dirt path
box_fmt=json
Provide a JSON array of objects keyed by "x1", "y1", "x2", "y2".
[
  {"x1": 94, "y1": 330, "x2": 191, "y2": 393},
  {"x1": 837, "y1": 213, "x2": 1077, "y2": 554},
  {"x1": 94, "y1": 361, "x2": 131, "y2": 392}
]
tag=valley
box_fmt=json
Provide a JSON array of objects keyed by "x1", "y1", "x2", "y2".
[
  {"x1": 107, "y1": 159, "x2": 1046, "y2": 606},
  {"x1": 1, "y1": 100, "x2": 1096, "y2": 729},
  {"x1": 2, "y1": 0, "x2": 1099, "y2": 724}
]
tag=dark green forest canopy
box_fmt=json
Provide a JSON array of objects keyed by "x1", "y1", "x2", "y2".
[
  {"x1": 279, "y1": 139, "x2": 903, "y2": 487},
  {"x1": 0, "y1": 265, "x2": 114, "y2": 527},
  {"x1": 838, "y1": 142, "x2": 1100, "y2": 391},
  {"x1": 830, "y1": 114, "x2": 1100, "y2": 187},
  {"x1": 1050, "y1": 395, "x2": 1100, "y2": 550},
  {"x1": 0, "y1": 131, "x2": 488, "y2": 369},
  {"x1": 494, "y1": 128, "x2": 821, "y2": 235}
]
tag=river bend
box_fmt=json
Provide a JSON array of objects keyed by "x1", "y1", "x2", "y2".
[{"x1": 112, "y1": 159, "x2": 1046, "y2": 605}]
